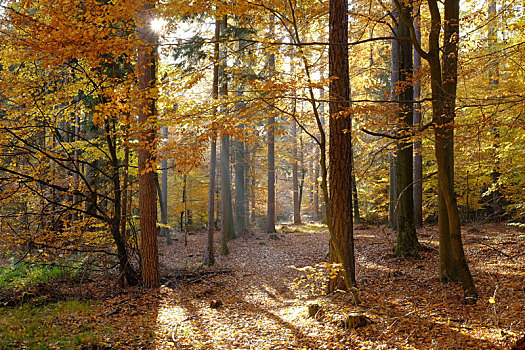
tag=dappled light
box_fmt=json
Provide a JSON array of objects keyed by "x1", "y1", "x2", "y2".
[{"x1": 0, "y1": 0, "x2": 524, "y2": 348}]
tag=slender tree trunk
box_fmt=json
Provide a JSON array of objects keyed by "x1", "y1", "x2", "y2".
[
  {"x1": 389, "y1": 10, "x2": 399, "y2": 230},
  {"x1": 136, "y1": 3, "x2": 159, "y2": 288},
  {"x1": 206, "y1": 136, "x2": 217, "y2": 265},
  {"x1": 488, "y1": 0, "x2": 502, "y2": 219},
  {"x1": 292, "y1": 122, "x2": 301, "y2": 224},
  {"x1": 266, "y1": 29, "x2": 277, "y2": 234},
  {"x1": 413, "y1": 10, "x2": 423, "y2": 228},
  {"x1": 234, "y1": 25, "x2": 249, "y2": 236},
  {"x1": 219, "y1": 16, "x2": 235, "y2": 248},
  {"x1": 160, "y1": 126, "x2": 170, "y2": 243},
  {"x1": 205, "y1": 17, "x2": 221, "y2": 266},
  {"x1": 351, "y1": 144, "x2": 360, "y2": 225},
  {"x1": 328, "y1": 0, "x2": 357, "y2": 292},
  {"x1": 298, "y1": 133, "x2": 305, "y2": 219},
  {"x1": 120, "y1": 124, "x2": 130, "y2": 253}
]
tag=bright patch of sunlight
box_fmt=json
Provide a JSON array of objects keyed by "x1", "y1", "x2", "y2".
[{"x1": 151, "y1": 18, "x2": 166, "y2": 33}]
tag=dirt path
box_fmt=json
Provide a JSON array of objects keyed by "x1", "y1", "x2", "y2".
[{"x1": 137, "y1": 224, "x2": 524, "y2": 349}]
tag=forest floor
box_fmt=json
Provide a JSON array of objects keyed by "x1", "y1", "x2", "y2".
[{"x1": 1, "y1": 223, "x2": 524, "y2": 349}]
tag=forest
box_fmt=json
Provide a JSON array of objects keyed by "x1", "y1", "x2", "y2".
[{"x1": 0, "y1": 0, "x2": 524, "y2": 348}]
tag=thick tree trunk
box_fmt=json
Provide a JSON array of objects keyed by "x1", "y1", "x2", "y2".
[
  {"x1": 328, "y1": 0, "x2": 357, "y2": 292},
  {"x1": 398, "y1": 0, "x2": 477, "y2": 300},
  {"x1": 441, "y1": 0, "x2": 477, "y2": 301},
  {"x1": 394, "y1": 1, "x2": 419, "y2": 257},
  {"x1": 136, "y1": 3, "x2": 159, "y2": 288}
]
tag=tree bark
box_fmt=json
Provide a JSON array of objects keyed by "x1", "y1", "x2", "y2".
[
  {"x1": 160, "y1": 126, "x2": 170, "y2": 243},
  {"x1": 328, "y1": 0, "x2": 357, "y2": 292},
  {"x1": 206, "y1": 135, "x2": 217, "y2": 265},
  {"x1": 395, "y1": 0, "x2": 478, "y2": 300},
  {"x1": 389, "y1": 10, "x2": 399, "y2": 230},
  {"x1": 205, "y1": 16, "x2": 221, "y2": 266},
  {"x1": 266, "y1": 26, "x2": 277, "y2": 234},
  {"x1": 292, "y1": 122, "x2": 301, "y2": 224},
  {"x1": 219, "y1": 16, "x2": 235, "y2": 250},
  {"x1": 394, "y1": 1, "x2": 420, "y2": 257},
  {"x1": 413, "y1": 10, "x2": 423, "y2": 228},
  {"x1": 136, "y1": 3, "x2": 159, "y2": 288}
]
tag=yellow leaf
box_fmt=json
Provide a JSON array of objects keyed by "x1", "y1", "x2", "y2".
[{"x1": 489, "y1": 297, "x2": 496, "y2": 304}]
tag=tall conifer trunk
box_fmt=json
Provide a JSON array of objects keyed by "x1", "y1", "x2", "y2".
[
  {"x1": 136, "y1": 3, "x2": 159, "y2": 288},
  {"x1": 219, "y1": 16, "x2": 235, "y2": 249},
  {"x1": 328, "y1": 0, "x2": 357, "y2": 292}
]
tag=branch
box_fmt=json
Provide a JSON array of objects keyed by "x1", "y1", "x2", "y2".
[{"x1": 361, "y1": 121, "x2": 434, "y2": 139}]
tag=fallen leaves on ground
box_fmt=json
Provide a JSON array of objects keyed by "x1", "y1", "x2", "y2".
[{"x1": 6, "y1": 223, "x2": 525, "y2": 349}]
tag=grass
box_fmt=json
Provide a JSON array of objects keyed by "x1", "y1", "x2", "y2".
[
  {"x1": 0, "y1": 299, "x2": 108, "y2": 349},
  {"x1": 0, "y1": 260, "x2": 83, "y2": 293}
]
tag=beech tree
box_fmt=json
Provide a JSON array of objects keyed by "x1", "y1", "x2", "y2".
[
  {"x1": 393, "y1": 0, "x2": 420, "y2": 258},
  {"x1": 394, "y1": 0, "x2": 478, "y2": 301}
]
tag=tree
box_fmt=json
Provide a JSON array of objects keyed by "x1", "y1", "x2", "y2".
[
  {"x1": 395, "y1": 0, "x2": 478, "y2": 301},
  {"x1": 266, "y1": 20, "x2": 277, "y2": 235},
  {"x1": 413, "y1": 8, "x2": 423, "y2": 228},
  {"x1": 393, "y1": 1, "x2": 420, "y2": 258},
  {"x1": 219, "y1": 15, "x2": 235, "y2": 254},
  {"x1": 159, "y1": 126, "x2": 171, "y2": 244},
  {"x1": 327, "y1": 0, "x2": 357, "y2": 292},
  {"x1": 205, "y1": 16, "x2": 221, "y2": 266},
  {"x1": 136, "y1": 2, "x2": 160, "y2": 288},
  {"x1": 292, "y1": 121, "x2": 302, "y2": 224}
]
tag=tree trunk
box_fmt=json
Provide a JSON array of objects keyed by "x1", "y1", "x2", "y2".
[
  {"x1": 328, "y1": 0, "x2": 357, "y2": 292},
  {"x1": 488, "y1": 0, "x2": 502, "y2": 219},
  {"x1": 206, "y1": 136, "x2": 217, "y2": 265},
  {"x1": 106, "y1": 118, "x2": 137, "y2": 286},
  {"x1": 160, "y1": 126, "x2": 170, "y2": 243},
  {"x1": 136, "y1": 3, "x2": 159, "y2": 288},
  {"x1": 266, "y1": 33, "x2": 277, "y2": 234},
  {"x1": 394, "y1": 1, "x2": 420, "y2": 258},
  {"x1": 351, "y1": 144, "x2": 360, "y2": 225},
  {"x1": 205, "y1": 16, "x2": 221, "y2": 266},
  {"x1": 413, "y1": 10, "x2": 423, "y2": 228},
  {"x1": 292, "y1": 122, "x2": 301, "y2": 224},
  {"x1": 397, "y1": 0, "x2": 478, "y2": 300},
  {"x1": 389, "y1": 10, "x2": 399, "y2": 230},
  {"x1": 219, "y1": 16, "x2": 235, "y2": 250}
]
